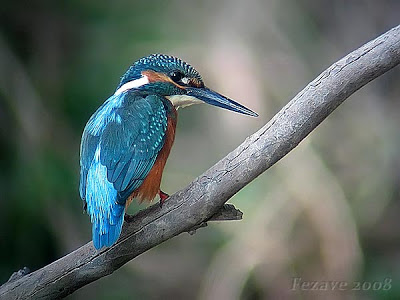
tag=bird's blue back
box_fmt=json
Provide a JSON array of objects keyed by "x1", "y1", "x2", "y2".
[{"x1": 80, "y1": 91, "x2": 168, "y2": 249}]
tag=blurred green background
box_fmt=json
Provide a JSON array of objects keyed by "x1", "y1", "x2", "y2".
[{"x1": 1, "y1": 1, "x2": 399, "y2": 299}]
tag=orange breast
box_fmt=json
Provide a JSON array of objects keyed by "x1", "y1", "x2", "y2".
[{"x1": 126, "y1": 109, "x2": 177, "y2": 207}]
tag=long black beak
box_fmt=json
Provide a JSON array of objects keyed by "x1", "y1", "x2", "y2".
[{"x1": 186, "y1": 87, "x2": 258, "y2": 117}]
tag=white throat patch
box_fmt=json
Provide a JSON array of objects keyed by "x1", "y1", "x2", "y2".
[
  {"x1": 114, "y1": 75, "x2": 150, "y2": 95},
  {"x1": 166, "y1": 95, "x2": 204, "y2": 109}
]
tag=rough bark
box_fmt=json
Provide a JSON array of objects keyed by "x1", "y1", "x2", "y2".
[{"x1": 1, "y1": 24, "x2": 399, "y2": 300}]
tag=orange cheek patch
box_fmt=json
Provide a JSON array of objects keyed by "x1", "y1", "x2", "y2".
[
  {"x1": 189, "y1": 78, "x2": 203, "y2": 88},
  {"x1": 142, "y1": 70, "x2": 188, "y2": 90},
  {"x1": 142, "y1": 70, "x2": 171, "y2": 83}
]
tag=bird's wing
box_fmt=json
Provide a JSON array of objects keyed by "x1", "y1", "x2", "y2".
[
  {"x1": 79, "y1": 92, "x2": 167, "y2": 248},
  {"x1": 100, "y1": 94, "x2": 167, "y2": 196}
]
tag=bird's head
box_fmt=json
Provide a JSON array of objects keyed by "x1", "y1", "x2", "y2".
[{"x1": 115, "y1": 54, "x2": 258, "y2": 117}]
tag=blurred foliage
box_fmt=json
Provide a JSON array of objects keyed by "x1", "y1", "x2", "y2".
[{"x1": 0, "y1": 0, "x2": 400, "y2": 299}]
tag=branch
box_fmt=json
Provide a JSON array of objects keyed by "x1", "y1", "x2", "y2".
[{"x1": 1, "y1": 25, "x2": 399, "y2": 299}]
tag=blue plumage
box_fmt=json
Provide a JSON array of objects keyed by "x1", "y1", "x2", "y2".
[
  {"x1": 80, "y1": 91, "x2": 168, "y2": 249},
  {"x1": 79, "y1": 53, "x2": 257, "y2": 250},
  {"x1": 119, "y1": 54, "x2": 202, "y2": 89}
]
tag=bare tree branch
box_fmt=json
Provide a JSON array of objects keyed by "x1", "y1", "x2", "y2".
[{"x1": 1, "y1": 25, "x2": 399, "y2": 300}]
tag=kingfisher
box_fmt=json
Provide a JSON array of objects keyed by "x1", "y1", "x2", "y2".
[{"x1": 80, "y1": 54, "x2": 258, "y2": 249}]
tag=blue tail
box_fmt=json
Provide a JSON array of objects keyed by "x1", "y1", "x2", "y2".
[
  {"x1": 84, "y1": 148, "x2": 126, "y2": 249},
  {"x1": 92, "y1": 203, "x2": 125, "y2": 249}
]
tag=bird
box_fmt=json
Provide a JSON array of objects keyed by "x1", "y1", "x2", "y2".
[{"x1": 79, "y1": 54, "x2": 258, "y2": 249}]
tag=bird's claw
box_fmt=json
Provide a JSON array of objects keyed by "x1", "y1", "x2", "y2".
[{"x1": 159, "y1": 190, "x2": 169, "y2": 208}]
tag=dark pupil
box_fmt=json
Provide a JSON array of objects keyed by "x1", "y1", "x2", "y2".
[{"x1": 170, "y1": 71, "x2": 184, "y2": 83}]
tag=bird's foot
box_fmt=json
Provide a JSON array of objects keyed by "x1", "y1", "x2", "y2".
[
  {"x1": 159, "y1": 190, "x2": 169, "y2": 208},
  {"x1": 124, "y1": 214, "x2": 135, "y2": 223}
]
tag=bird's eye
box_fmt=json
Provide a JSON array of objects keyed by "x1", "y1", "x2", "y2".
[{"x1": 169, "y1": 71, "x2": 184, "y2": 83}]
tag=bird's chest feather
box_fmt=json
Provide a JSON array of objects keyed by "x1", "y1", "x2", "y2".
[{"x1": 128, "y1": 107, "x2": 177, "y2": 205}]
